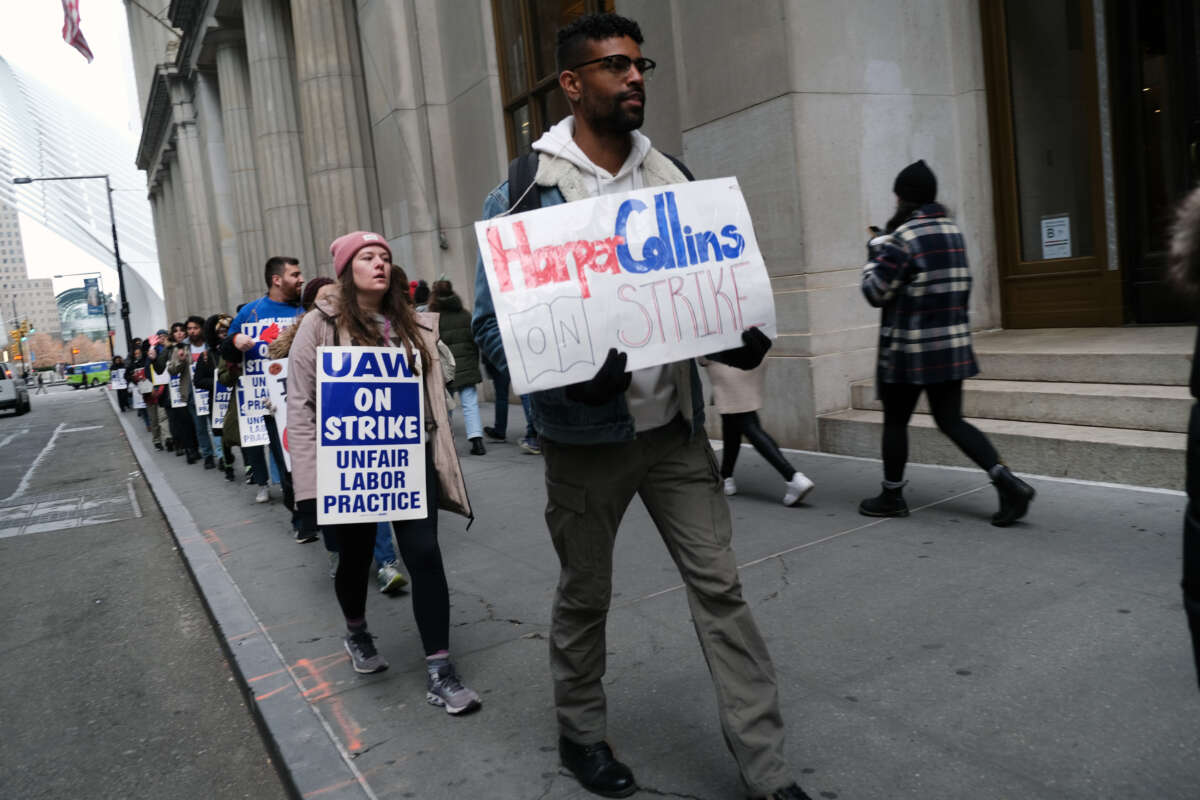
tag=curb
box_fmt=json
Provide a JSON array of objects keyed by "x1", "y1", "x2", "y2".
[{"x1": 108, "y1": 393, "x2": 375, "y2": 800}]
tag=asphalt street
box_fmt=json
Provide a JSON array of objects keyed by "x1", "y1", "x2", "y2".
[
  {"x1": 0, "y1": 385, "x2": 288, "y2": 800},
  {"x1": 112, "y1": 385, "x2": 1200, "y2": 800}
]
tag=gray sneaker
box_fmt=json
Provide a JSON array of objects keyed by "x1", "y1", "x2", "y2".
[
  {"x1": 376, "y1": 562, "x2": 409, "y2": 594},
  {"x1": 344, "y1": 630, "x2": 388, "y2": 674},
  {"x1": 426, "y1": 658, "x2": 481, "y2": 714}
]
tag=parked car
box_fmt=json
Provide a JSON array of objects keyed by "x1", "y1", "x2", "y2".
[{"x1": 0, "y1": 372, "x2": 31, "y2": 414}]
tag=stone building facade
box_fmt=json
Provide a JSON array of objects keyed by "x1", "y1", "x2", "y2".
[{"x1": 125, "y1": 0, "x2": 1198, "y2": 451}]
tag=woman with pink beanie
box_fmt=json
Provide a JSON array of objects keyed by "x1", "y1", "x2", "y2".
[{"x1": 287, "y1": 231, "x2": 481, "y2": 715}]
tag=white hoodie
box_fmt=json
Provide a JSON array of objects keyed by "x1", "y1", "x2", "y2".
[{"x1": 531, "y1": 117, "x2": 679, "y2": 432}]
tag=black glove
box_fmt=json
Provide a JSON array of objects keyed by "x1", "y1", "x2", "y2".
[
  {"x1": 566, "y1": 348, "x2": 632, "y2": 406},
  {"x1": 295, "y1": 498, "x2": 318, "y2": 533},
  {"x1": 706, "y1": 327, "x2": 771, "y2": 370}
]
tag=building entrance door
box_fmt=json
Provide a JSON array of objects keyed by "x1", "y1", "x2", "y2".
[
  {"x1": 983, "y1": 0, "x2": 1123, "y2": 327},
  {"x1": 1111, "y1": 0, "x2": 1200, "y2": 323}
]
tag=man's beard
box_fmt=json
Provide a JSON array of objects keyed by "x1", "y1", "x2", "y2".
[{"x1": 583, "y1": 89, "x2": 645, "y2": 134}]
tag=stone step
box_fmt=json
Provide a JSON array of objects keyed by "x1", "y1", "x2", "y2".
[
  {"x1": 972, "y1": 327, "x2": 1194, "y2": 385},
  {"x1": 817, "y1": 409, "x2": 1184, "y2": 490},
  {"x1": 851, "y1": 379, "x2": 1192, "y2": 433}
]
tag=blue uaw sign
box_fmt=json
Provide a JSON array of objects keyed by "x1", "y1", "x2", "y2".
[{"x1": 316, "y1": 346, "x2": 426, "y2": 525}]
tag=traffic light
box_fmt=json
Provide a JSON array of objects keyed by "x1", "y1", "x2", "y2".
[
  {"x1": 71, "y1": 347, "x2": 80, "y2": 355},
  {"x1": 7, "y1": 329, "x2": 17, "y2": 342},
  {"x1": 19, "y1": 320, "x2": 31, "y2": 342}
]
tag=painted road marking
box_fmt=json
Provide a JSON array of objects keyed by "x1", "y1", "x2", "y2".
[
  {"x1": 0, "y1": 479, "x2": 143, "y2": 539},
  {"x1": 6, "y1": 422, "x2": 108, "y2": 502}
]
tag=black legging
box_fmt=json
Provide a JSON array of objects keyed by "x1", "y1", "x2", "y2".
[
  {"x1": 879, "y1": 380, "x2": 999, "y2": 482},
  {"x1": 720, "y1": 411, "x2": 795, "y2": 480},
  {"x1": 331, "y1": 446, "x2": 449, "y2": 655}
]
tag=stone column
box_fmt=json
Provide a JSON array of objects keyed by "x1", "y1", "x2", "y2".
[
  {"x1": 290, "y1": 0, "x2": 382, "y2": 269},
  {"x1": 194, "y1": 71, "x2": 246, "y2": 308},
  {"x1": 156, "y1": 167, "x2": 188, "y2": 322},
  {"x1": 214, "y1": 39, "x2": 269, "y2": 298},
  {"x1": 171, "y1": 80, "x2": 228, "y2": 316},
  {"x1": 242, "y1": 0, "x2": 317, "y2": 272},
  {"x1": 149, "y1": 186, "x2": 183, "y2": 323}
]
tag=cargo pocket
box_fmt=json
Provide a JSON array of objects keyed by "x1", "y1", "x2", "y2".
[{"x1": 545, "y1": 478, "x2": 605, "y2": 576}]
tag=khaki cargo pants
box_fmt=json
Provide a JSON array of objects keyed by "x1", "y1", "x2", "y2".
[{"x1": 543, "y1": 416, "x2": 790, "y2": 795}]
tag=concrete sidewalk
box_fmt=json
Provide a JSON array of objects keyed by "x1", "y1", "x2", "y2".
[{"x1": 112, "y1": 396, "x2": 1200, "y2": 800}]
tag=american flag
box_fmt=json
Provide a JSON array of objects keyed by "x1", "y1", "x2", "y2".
[{"x1": 61, "y1": 0, "x2": 94, "y2": 63}]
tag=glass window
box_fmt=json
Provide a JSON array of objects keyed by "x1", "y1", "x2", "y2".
[
  {"x1": 492, "y1": 0, "x2": 615, "y2": 158},
  {"x1": 1004, "y1": 0, "x2": 1096, "y2": 261}
]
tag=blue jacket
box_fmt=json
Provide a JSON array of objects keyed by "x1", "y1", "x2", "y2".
[{"x1": 470, "y1": 177, "x2": 706, "y2": 445}]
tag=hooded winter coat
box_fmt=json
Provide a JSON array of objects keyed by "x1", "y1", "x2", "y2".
[
  {"x1": 1167, "y1": 184, "x2": 1200, "y2": 690},
  {"x1": 286, "y1": 292, "x2": 471, "y2": 520},
  {"x1": 430, "y1": 293, "x2": 481, "y2": 390}
]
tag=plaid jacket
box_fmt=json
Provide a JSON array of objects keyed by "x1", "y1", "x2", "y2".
[{"x1": 861, "y1": 203, "x2": 979, "y2": 385}]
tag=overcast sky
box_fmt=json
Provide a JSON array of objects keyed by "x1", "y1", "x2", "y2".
[{"x1": 0, "y1": 0, "x2": 147, "y2": 304}]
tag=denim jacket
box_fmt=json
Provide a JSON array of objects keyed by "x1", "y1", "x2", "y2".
[{"x1": 470, "y1": 164, "x2": 706, "y2": 446}]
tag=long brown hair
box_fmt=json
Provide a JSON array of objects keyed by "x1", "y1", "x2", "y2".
[{"x1": 337, "y1": 261, "x2": 431, "y2": 375}]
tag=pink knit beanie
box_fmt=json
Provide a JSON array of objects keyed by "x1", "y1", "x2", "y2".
[{"x1": 330, "y1": 231, "x2": 391, "y2": 277}]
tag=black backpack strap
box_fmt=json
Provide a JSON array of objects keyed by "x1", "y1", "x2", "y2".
[
  {"x1": 506, "y1": 151, "x2": 542, "y2": 214},
  {"x1": 663, "y1": 152, "x2": 695, "y2": 182}
]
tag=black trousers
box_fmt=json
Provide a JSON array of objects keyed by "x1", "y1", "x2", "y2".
[
  {"x1": 879, "y1": 380, "x2": 999, "y2": 483},
  {"x1": 167, "y1": 405, "x2": 196, "y2": 451},
  {"x1": 720, "y1": 411, "x2": 795, "y2": 481},
  {"x1": 330, "y1": 445, "x2": 448, "y2": 655}
]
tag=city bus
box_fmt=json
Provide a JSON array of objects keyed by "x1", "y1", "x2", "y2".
[{"x1": 66, "y1": 361, "x2": 112, "y2": 388}]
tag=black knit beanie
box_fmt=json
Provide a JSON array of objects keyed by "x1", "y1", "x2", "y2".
[{"x1": 893, "y1": 160, "x2": 937, "y2": 204}]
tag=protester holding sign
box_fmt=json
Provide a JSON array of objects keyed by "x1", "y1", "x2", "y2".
[
  {"x1": 165, "y1": 322, "x2": 198, "y2": 462},
  {"x1": 860, "y1": 160, "x2": 1035, "y2": 526},
  {"x1": 471, "y1": 13, "x2": 808, "y2": 800},
  {"x1": 222, "y1": 257, "x2": 305, "y2": 509},
  {"x1": 110, "y1": 355, "x2": 129, "y2": 411},
  {"x1": 269, "y1": 276, "x2": 337, "y2": 544},
  {"x1": 288, "y1": 231, "x2": 480, "y2": 715}
]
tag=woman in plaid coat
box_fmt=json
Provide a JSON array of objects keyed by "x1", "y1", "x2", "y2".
[{"x1": 859, "y1": 160, "x2": 1034, "y2": 525}]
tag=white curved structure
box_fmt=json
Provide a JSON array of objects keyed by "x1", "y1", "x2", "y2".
[{"x1": 0, "y1": 55, "x2": 165, "y2": 348}]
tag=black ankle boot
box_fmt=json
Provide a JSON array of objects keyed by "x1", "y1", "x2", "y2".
[
  {"x1": 559, "y1": 737, "x2": 637, "y2": 798},
  {"x1": 991, "y1": 465, "x2": 1035, "y2": 527},
  {"x1": 469, "y1": 437, "x2": 486, "y2": 455},
  {"x1": 859, "y1": 482, "x2": 909, "y2": 517}
]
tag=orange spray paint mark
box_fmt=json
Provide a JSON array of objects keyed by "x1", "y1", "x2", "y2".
[{"x1": 291, "y1": 654, "x2": 363, "y2": 753}]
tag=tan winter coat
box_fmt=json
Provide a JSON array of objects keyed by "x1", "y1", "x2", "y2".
[
  {"x1": 286, "y1": 293, "x2": 471, "y2": 520},
  {"x1": 701, "y1": 358, "x2": 766, "y2": 415}
]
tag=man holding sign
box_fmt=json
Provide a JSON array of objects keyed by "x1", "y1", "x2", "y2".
[
  {"x1": 222, "y1": 257, "x2": 304, "y2": 509},
  {"x1": 471, "y1": 13, "x2": 807, "y2": 800}
]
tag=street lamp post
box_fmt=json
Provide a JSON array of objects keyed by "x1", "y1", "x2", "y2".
[
  {"x1": 54, "y1": 271, "x2": 114, "y2": 359},
  {"x1": 12, "y1": 174, "x2": 134, "y2": 355}
]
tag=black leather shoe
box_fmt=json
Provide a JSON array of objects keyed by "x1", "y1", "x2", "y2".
[{"x1": 559, "y1": 737, "x2": 636, "y2": 798}]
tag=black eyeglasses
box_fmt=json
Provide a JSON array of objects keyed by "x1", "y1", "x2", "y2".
[{"x1": 567, "y1": 54, "x2": 656, "y2": 78}]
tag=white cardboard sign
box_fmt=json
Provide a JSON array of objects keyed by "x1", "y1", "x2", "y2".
[
  {"x1": 237, "y1": 374, "x2": 271, "y2": 447},
  {"x1": 316, "y1": 347, "x2": 427, "y2": 525},
  {"x1": 168, "y1": 373, "x2": 187, "y2": 408},
  {"x1": 110, "y1": 368, "x2": 126, "y2": 390},
  {"x1": 264, "y1": 359, "x2": 290, "y2": 471},
  {"x1": 474, "y1": 178, "x2": 775, "y2": 394},
  {"x1": 211, "y1": 381, "x2": 231, "y2": 429}
]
